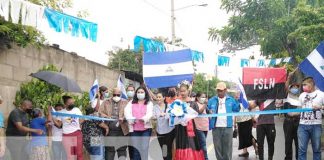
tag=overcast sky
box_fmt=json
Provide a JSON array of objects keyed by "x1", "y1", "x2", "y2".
[{"x1": 39, "y1": 0, "x2": 261, "y2": 78}]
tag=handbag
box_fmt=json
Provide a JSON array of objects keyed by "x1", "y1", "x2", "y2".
[{"x1": 233, "y1": 128, "x2": 238, "y2": 138}]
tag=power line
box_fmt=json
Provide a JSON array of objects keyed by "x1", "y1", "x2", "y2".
[{"x1": 142, "y1": 0, "x2": 170, "y2": 17}]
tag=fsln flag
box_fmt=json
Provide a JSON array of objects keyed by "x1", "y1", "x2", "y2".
[
  {"x1": 299, "y1": 41, "x2": 324, "y2": 91},
  {"x1": 117, "y1": 74, "x2": 128, "y2": 99},
  {"x1": 143, "y1": 49, "x2": 194, "y2": 88},
  {"x1": 242, "y1": 68, "x2": 287, "y2": 100},
  {"x1": 89, "y1": 79, "x2": 99, "y2": 102},
  {"x1": 236, "y1": 78, "x2": 249, "y2": 109}
]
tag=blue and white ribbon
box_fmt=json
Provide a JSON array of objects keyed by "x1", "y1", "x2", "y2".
[{"x1": 167, "y1": 100, "x2": 188, "y2": 127}]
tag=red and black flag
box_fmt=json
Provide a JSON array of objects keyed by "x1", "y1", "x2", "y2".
[{"x1": 242, "y1": 68, "x2": 287, "y2": 100}]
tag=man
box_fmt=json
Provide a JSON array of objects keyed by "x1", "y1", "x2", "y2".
[
  {"x1": 208, "y1": 82, "x2": 240, "y2": 160},
  {"x1": 283, "y1": 83, "x2": 301, "y2": 160},
  {"x1": 253, "y1": 98, "x2": 276, "y2": 160},
  {"x1": 298, "y1": 77, "x2": 324, "y2": 160},
  {"x1": 50, "y1": 104, "x2": 66, "y2": 160},
  {"x1": 165, "y1": 87, "x2": 178, "y2": 104},
  {"x1": 126, "y1": 85, "x2": 136, "y2": 102},
  {"x1": 6, "y1": 100, "x2": 43, "y2": 160},
  {"x1": 100, "y1": 87, "x2": 129, "y2": 160}
]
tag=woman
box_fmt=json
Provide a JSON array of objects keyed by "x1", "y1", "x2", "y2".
[
  {"x1": 92, "y1": 86, "x2": 109, "y2": 111},
  {"x1": 153, "y1": 92, "x2": 175, "y2": 160},
  {"x1": 173, "y1": 81, "x2": 204, "y2": 160},
  {"x1": 124, "y1": 86, "x2": 153, "y2": 160},
  {"x1": 235, "y1": 93, "x2": 258, "y2": 157},
  {"x1": 194, "y1": 92, "x2": 209, "y2": 160},
  {"x1": 30, "y1": 108, "x2": 51, "y2": 160}
]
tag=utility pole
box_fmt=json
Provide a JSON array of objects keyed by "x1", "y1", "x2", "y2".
[{"x1": 171, "y1": 0, "x2": 176, "y2": 44}]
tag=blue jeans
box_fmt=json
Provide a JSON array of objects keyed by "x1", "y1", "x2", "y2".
[
  {"x1": 52, "y1": 141, "x2": 66, "y2": 160},
  {"x1": 197, "y1": 130, "x2": 208, "y2": 160},
  {"x1": 86, "y1": 145, "x2": 105, "y2": 160},
  {"x1": 130, "y1": 129, "x2": 152, "y2": 160},
  {"x1": 297, "y1": 124, "x2": 322, "y2": 160}
]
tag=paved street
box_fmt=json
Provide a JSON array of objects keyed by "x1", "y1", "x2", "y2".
[{"x1": 206, "y1": 116, "x2": 324, "y2": 160}]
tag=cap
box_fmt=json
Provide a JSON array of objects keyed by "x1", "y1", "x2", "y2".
[{"x1": 216, "y1": 82, "x2": 227, "y2": 90}]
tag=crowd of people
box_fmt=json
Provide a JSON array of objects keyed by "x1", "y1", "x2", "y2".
[{"x1": 0, "y1": 77, "x2": 323, "y2": 160}]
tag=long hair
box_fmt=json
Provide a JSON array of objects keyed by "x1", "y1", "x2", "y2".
[
  {"x1": 132, "y1": 86, "x2": 150, "y2": 105},
  {"x1": 195, "y1": 92, "x2": 206, "y2": 102}
]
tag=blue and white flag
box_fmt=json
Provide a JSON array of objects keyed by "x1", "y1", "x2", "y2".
[
  {"x1": 237, "y1": 78, "x2": 249, "y2": 109},
  {"x1": 117, "y1": 74, "x2": 128, "y2": 99},
  {"x1": 89, "y1": 79, "x2": 99, "y2": 102},
  {"x1": 143, "y1": 49, "x2": 194, "y2": 88},
  {"x1": 299, "y1": 41, "x2": 324, "y2": 91}
]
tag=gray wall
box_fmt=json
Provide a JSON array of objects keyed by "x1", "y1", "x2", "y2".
[{"x1": 0, "y1": 44, "x2": 122, "y2": 119}]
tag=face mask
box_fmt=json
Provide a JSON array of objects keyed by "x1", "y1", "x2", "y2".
[
  {"x1": 127, "y1": 91, "x2": 135, "y2": 98},
  {"x1": 303, "y1": 86, "x2": 311, "y2": 93},
  {"x1": 26, "y1": 108, "x2": 33, "y2": 114},
  {"x1": 290, "y1": 88, "x2": 300, "y2": 95},
  {"x1": 113, "y1": 96, "x2": 121, "y2": 102},
  {"x1": 137, "y1": 93, "x2": 145, "y2": 100},
  {"x1": 168, "y1": 91, "x2": 176, "y2": 97},
  {"x1": 199, "y1": 98, "x2": 206, "y2": 104},
  {"x1": 104, "y1": 93, "x2": 109, "y2": 99},
  {"x1": 67, "y1": 104, "x2": 75, "y2": 110}
]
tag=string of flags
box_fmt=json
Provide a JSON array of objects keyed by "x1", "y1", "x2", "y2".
[
  {"x1": 133, "y1": 36, "x2": 205, "y2": 63},
  {"x1": 0, "y1": 0, "x2": 98, "y2": 42},
  {"x1": 217, "y1": 55, "x2": 291, "y2": 67}
]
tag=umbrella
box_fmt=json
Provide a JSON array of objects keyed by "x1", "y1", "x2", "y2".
[{"x1": 30, "y1": 71, "x2": 82, "y2": 93}]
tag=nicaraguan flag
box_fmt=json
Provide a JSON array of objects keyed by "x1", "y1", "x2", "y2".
[
  {"x1": 117, "y1": 74, "x2": 128, "y2": 99},
  {"x1": 143, "y1": 49, "x2": 194, "y2": 88},
  {"x1": 299, "y1": 41, "x2": 324, "y2": 91},
  {"x1": 89, "y1": 79, "x2": 99, "y2": 102},
  {"x1": 237, "y1": 78, "x2": 249, "y2": 109}
]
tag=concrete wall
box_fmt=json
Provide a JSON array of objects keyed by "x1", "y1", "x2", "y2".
[{"x1": 0, "y1": 44, "x2": 122, "y2": 118}]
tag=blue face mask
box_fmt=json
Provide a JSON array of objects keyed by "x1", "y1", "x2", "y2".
[{"x1": 290, "y1": 88, "x2": 300, "y2": 95}]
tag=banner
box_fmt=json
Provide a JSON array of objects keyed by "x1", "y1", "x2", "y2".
[
  {"x1": 242, "y1": 68, "x2": 287, "y2": 99},
  {"x1": 143, "y1": 49, "x2": 194, "y2": 88}
]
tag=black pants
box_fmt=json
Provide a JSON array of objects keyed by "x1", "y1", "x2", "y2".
[
  {"x1": 157, "y1": 129, "x2": 176, "y2": 160},
  {"x1": 257, "y1": 124, "x2": 276, "y2": 160},
  {"x1": 105, "y1": 129, "x2": 127, "y2": 160},
  {"x1": 283, "y1": 118, "x2": 299, "y2": 160}
]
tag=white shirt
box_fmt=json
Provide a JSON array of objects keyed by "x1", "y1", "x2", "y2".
[
  {"x1": 299, "y1": 90, "x2": 324, "y2": 125},
  {"x1": 236, "y1": 104, "x2": 252, "y2": 123},
  {"x1": 216, "y1": 97, "x2": 227, "y2": 127},
  {"x1": 60, "y1": 108, "x2": 82, "y2": 134},
  {"x1": 52, "y1": 114, "x2": 63, "y2": 141},
  {"x1": 91, "y1": 98, "x2": 104, "y2": 109}
]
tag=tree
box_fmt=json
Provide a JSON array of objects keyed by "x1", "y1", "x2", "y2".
[
  {"x1": 209, "y1": 0, "x2": 324, "y2": 64},
  {"x1": 14, "y1": 64, "x2": 89, "y2": 114},
  {"x1": 107, "y1": 49, "x2": 143, "y2": 74},
  {"x1": 28, "y1": 0, "x2": 73, "y2": 12},
  {"x1": 192, "y1": 74, "x2": 220, "y2": 98}
]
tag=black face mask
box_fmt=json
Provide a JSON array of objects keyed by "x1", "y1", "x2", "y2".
[
  {"x1": 168, "y1": 91, "x2": 176, "y2": 97},
  {"x1": 67, "y1": 104, "x2": 75, "y2": 110},
  {"x1": 26, "y1": 108, "x2": 33, "y2": 114}
]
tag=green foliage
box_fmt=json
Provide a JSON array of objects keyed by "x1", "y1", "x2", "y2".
[
  {"x1": 107, "y1": 49, "x2": 143, "y2": 74},
  {"x1": 192, "y1": 74, "x2": 220, "y2": 98},
  {"x1": 209, "y1": 0, "x2": 324, "y2": 65},
  {"x1": 0, "y1": 17, "x2": 45, "y2": 49},
  {"x1": 14, "y1": 64, "x2": 89, "y2": 114},
  {"x1": 28, "y1": 0, "x2": 73, "y2": 12}
]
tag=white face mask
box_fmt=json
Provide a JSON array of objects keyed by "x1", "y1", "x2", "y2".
[
  {"x1": 199, "y1": 98, "x2": 206, "y2": 104},
  {"x1": 112, "y1": 96, "x2": 121, "y2": 102},
  {"x1": 104, "y1": 92, "x2": 109, "y2": 99},
  {"x1": 137, "y1": 93, "x2": 145, "y2": 100},
  {"x1": 127, "y1": 91, "x2": 135, "y2": 98}
]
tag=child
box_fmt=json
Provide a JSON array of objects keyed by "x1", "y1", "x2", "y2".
[{"x1": 30, "y1": 108, "x2": 51, "y2": 160}]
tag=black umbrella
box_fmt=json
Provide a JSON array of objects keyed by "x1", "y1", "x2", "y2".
[{"x1": 30, "y1": 71, "x2": 82, "y2": 93}]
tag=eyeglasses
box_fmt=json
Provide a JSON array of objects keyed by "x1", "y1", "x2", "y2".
[{"x1": 113, "y1": 94, "x2": 121, "y2": 97}]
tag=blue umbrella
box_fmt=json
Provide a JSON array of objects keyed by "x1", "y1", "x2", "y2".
[{"x1": 30, "y1": 71, "x2": 82, "y2": 93}]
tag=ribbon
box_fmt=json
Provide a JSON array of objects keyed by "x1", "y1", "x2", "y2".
[{"x1": 52, "y1": 108, "x2": 314, "y2": 122}]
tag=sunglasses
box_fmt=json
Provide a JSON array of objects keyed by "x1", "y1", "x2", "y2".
[{"x1": 113, "y1": 94, "x2": 121, "y2": 97}]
